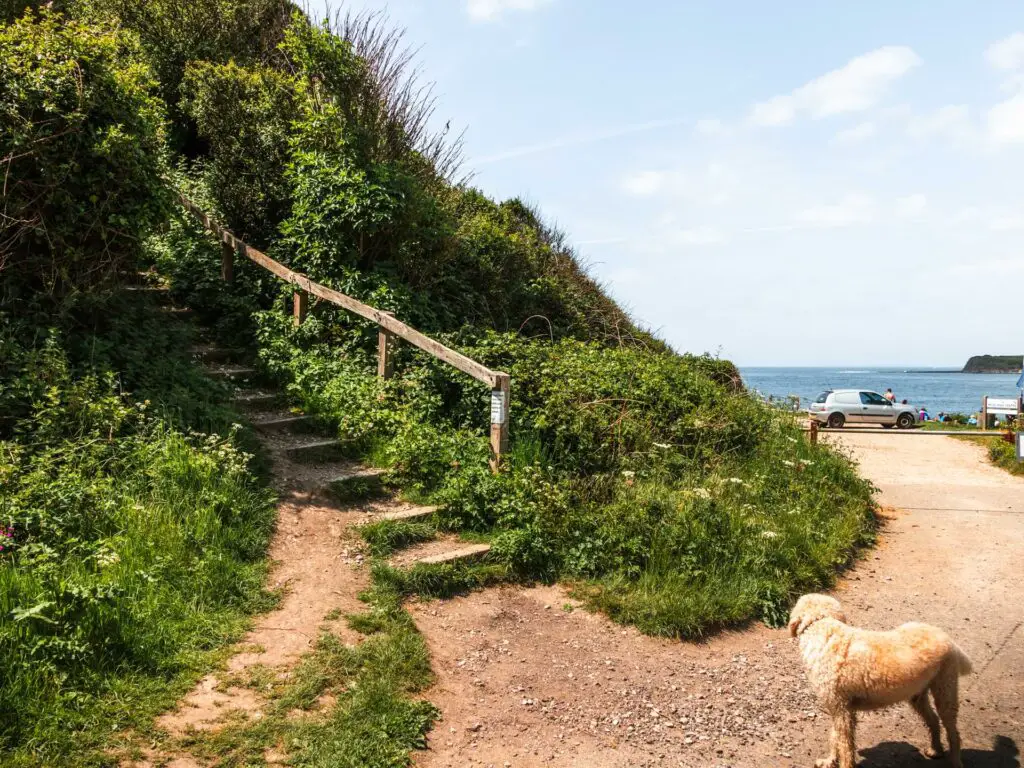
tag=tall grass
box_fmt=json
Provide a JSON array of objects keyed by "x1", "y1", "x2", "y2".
[{"x1": 0, "y1": 311, "x2": 277, "y2": 765}]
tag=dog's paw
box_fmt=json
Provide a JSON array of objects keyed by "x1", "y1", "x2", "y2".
[
  {"x1": 815, "y1": 759, "x2": 838, "y2": 768},
  {"x1": 923, "y1": 746, "x2": 945, "y2": 760}
]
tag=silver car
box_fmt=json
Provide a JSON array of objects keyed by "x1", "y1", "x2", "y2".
[{"x1": 808, "y1": 389, "x2": 918, "y2": 429}]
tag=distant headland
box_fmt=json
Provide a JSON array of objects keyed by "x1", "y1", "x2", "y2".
[{"x1": 962, "y1": 355, "x2": 1022, "y2": 374}]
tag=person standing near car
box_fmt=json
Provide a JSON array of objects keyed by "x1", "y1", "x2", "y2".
[{"x1": 884, "y1": 388, "x2": 896, "y2": 402}]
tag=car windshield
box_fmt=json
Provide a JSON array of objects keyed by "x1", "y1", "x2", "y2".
[{"x1": 815, "y1": 392, "x2": 830, "y2": 404}]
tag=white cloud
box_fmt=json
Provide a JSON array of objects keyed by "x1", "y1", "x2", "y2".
[
  {"x1": 475, "y1": 116, "x2": 688, "y2": 164},
  {"x1": 466, "y1": 0, "x2": 551, "y2": 22},
  {"x1": 694, "y1": 118, "x2": 725, "y2": 136},
  {"x1": 989, "y1": 212, "x2": 1024, "y2": 231},
  {"x1": 621, "y1": 163, "x2": 738, "y2": 204},
  {"x1": 622, "y1": 170, "x2": 665, "y2": 197},
  {"x1": 895, "y1": 193, "x2": 927, "y2": 218},
  {"x1": 987, "y1": 94, "x2": 1024, "y2": 143},
  {"x1": 795, "y1": 194, "x2": 876, "y2": 227},
  {"x1": 986, "y1": 32, "x2": 1024, "y2": 71},
  {"x1": 833, "y1": 121, "x2": 877, "y2": 144},
  {"x1": 906, "y1": 104, "x2": 973, "y2": 142},
  {"x1": 749, "y1": 46, "x2": 921, "y2": 127},
  {"x1": 750, "y1": 96, "x2": 796, "y2": 127},
  {"x1": 670, "y1": 227, "x2": 726, "y2": 246}
]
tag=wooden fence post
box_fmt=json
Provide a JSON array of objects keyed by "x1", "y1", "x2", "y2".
[
  {"x1": 809, "y1": 419, "x2": 818, "y2": 445},
  {"x1": 377, "y1": 312, "x2": 395, "y2": 379},
  {"x1": 293, "y1": 290, "x2": 308, "y2": 327},
  {"x1": 981, "y1": 396, "x2": 988, "y2": 431},
  {"x1": 221, "y1": 241, "x2": 234, "y2": 282},
  {"x1": 489, "y1": 373, "x2": 511, "y2": 473}
]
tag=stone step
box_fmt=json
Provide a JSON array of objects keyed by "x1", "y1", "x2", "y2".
[
  {"x1": 414, "y1": 543, "x2": 491, "y2": 566},
  {"x1": 377, "y1": 505, "x2": 437, "y2": 522},
  {"x1": 325, "y1": 467, "x2": 387, "y2": 502},
  {"x1": 193, "y1": 344, "x2": 246, "y2": 364},
  {"x1": 206, "y1": 365, "x2": 257, "y2": 380},
  {"x1": 252, "y1": 414, "x2": 314, "y2": 431},
  {"x1": 160, "y1": 306, "x2": 195, "y2": 320},
  {"x1": 234, "y1": 390, "x2": 286, "y2": 407},
  {"x1": 283, "y1": 437, "x2": 344, "y2": 455}
]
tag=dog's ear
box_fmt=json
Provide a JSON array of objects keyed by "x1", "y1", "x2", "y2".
[{"x1": 788, "y1": 615, "x2": 800, "y2": 638}]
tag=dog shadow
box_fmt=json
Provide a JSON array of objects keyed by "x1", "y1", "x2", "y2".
[{"x1": 859, "y1": 736, "x2": 1019, "y2": 767}]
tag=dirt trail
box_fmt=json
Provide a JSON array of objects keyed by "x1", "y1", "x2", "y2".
[
  {"x1": 123, "y1": 388, "x2": 378, "y2": 765},
  {"x1": 410, "y1": 432, "x2": 1024, "y2": 768}
]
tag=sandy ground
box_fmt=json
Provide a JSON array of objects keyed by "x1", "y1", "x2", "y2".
[{"x1": 409, "y1": 432, "x2": 1024, "y2": 768}]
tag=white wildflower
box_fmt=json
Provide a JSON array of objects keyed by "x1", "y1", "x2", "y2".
[
  {"x1": 692, "y1": 488, "x2": 711, "y2": 500},
  {"x1": 761, "y1": 530, "x2": 779, "y2": 539},
  {"x1": 621, "y1": 470, "x2": 636, "y2": 478},
  {"x1": 798, "y1": 459, "x2": 813, "y2": 467},
  {"x1": 653, "y1": 442, "x2": 671, "y2": 449},
  {"x1": 782, "y1": 460, "x2": 795, "y2": 467},
  {"x1": 786, "y1": 437, "x2": 797, "y2": 444},
  {"x1": 727, "y1": 477, "x2": 744, "y2": 485}
]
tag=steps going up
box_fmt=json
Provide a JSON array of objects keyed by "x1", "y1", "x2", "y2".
[
  {"x1": 206, "y1": 364, "x2": 257, "y2": 380},
  {"x1": 252, "y1": 414, "x2": 314, "y2": 431},
  {"x1": 378, "y1": 505, "x2": 437, "y2": 522},
  {"x1": 415, "y1": 543, "x2": 491, "y2": 566}
]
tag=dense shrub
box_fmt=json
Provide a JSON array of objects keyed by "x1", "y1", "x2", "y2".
[
  {"x1": 80, "y1": 0, "x2": 293, "y2": 125},
  {"x1": 0, "y1": 321, "x2": 275, "y2": 760},
  {"x1": 0, "y1": 9, "x2": 169, "y2": 300}
]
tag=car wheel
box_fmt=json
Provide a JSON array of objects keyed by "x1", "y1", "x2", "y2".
[
  {"x1": 896, "y1": 412, "x2": 915, "y2": 429},
  {"x1": 827, "y1": 412, "x2": 845, "y2": 428}
]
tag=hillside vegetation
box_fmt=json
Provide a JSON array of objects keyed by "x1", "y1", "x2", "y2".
[
  {"x1": 962, "y1": 355, "x2": 1022, "y2": 373},
  {"x1": 0, "y1": 1, "x2": 875, "y2": 764}
]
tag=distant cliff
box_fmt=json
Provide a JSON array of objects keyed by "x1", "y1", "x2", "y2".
[{"x1": 962, "y1": 355, "x2": 1022, "y2": 373}]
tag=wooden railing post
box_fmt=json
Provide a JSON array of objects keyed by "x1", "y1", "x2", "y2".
[
  {"x1": 489, "y1": 373, "x2": 510, "y2": 473},
  {"x1": 809, "y1": 419, "x2": 818, "y2": 445},
  {"x1": 377, "y1": 312, "x2": 395, "y2": 379},
  {"x1": 221, "y1": 241, "x2": 234, "y2": 282},
  {"x1": 293, "y1": 290, "x2": 308, "y2": 327}
]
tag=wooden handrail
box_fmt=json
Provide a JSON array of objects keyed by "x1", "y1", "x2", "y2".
[{"x1": 179, "y1": 195, "x2": 510, "y2": 469}]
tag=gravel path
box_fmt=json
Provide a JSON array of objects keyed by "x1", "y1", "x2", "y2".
[{"x1": 409, "y1": 433, "x2": 1024, "y2": 768}]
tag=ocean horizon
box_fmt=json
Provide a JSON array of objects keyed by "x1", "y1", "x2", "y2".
[{"x1": 739, "y1": 366, "x2": 1020, "y2": 415}]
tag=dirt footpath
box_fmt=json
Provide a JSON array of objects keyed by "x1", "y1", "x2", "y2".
[{"x1": 409, "y1": 433, "x2": 1023, "y2": 768}]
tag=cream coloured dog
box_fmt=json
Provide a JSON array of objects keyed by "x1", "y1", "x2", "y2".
[{"x1": 788, "y1": 594, "x2": 973, "y2": 768}]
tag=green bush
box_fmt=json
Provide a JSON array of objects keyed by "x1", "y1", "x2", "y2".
[
  {"x1": 0, "y1": 9, "x2": 169, "y2": 299},
  {"x1": 0, "y1": 312, "x2": 276, "y2": 763}
]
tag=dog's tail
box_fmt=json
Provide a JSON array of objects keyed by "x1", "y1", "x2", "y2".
[{"x1": 951, "y1": 643, "x2": 973, "y2": 676}]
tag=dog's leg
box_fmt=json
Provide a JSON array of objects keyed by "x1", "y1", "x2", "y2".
[
  {"x1": 909, "y1": 692, "x2": 944, "y2": 758},
  {"x1": 832, "y1": 710, "x2": 857, "y2": 768},
  {"x1": 815, "y1": 717, "x2": 838, "y2": 768},
  {"x1": 931, "y1": 670, "x2": 962, "y2": 768}
]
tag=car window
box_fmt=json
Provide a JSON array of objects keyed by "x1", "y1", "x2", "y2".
[
  {"x1": 861, "y1": 392, "x2": 888, "y2": 405},
  {"x1": 815, "y1": 392, "x2": 830, "y2": 404}
]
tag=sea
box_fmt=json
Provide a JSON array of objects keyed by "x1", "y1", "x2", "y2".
[{"x1": 739, "y1": 367, "x2": 1022, "y2": 416}]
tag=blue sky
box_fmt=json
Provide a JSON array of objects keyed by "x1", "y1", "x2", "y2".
[{"x1": 311, "y1": 1, "x2": 1024, "y2": 366}]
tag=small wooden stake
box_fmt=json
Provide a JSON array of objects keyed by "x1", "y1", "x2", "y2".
[
  {"x1": 981, "y1": 396, "x2": 988, "y2": 431},
  {"x1": 293, "y1": 290, "x2": 308, "y2": 327},
  {"x1": 489, "y1": 372, "x2": 511, "y2": 473},
  {"x1": 809, "y1": 419, "x2": 819, "y2": 445},
  {"x1": 377, "y1": 312, "x2": 395, "y2": 379},
  {"x1": 221, "y1": 242, "x2": 234, "y2": 282}
]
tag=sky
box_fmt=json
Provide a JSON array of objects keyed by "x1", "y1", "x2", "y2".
[{"x1": 308, "y1": 0, "x2": 1024, "y2": 367}]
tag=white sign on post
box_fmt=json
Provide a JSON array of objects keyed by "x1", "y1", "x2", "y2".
[
  {"x1": 1018, "y1": 431, "x2": 1024, "y2": 462},
  {"x1": 490, "y1": 389, "x2": 507, "y2": 425},
  {"x1": 985, "y1": 397, "x2": 1019, "y2": 415}
]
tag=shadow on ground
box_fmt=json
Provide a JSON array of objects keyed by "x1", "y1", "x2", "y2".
[{"x1": 860, "y1": 736, "x2": 1019, "y2": 768}]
